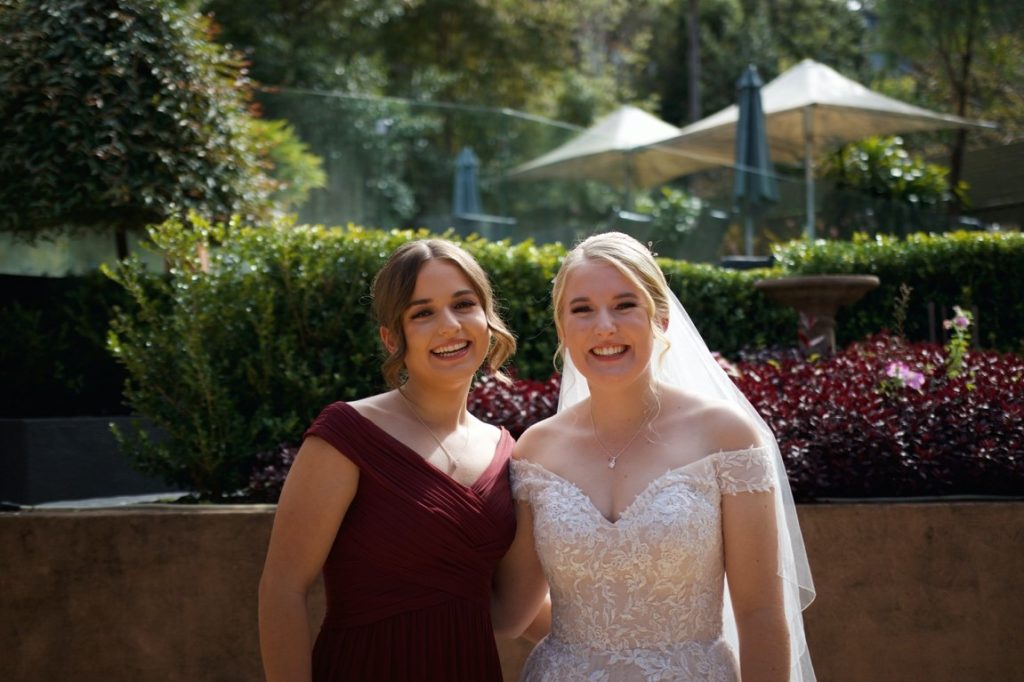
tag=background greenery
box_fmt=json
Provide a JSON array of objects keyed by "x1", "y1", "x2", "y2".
[
  {"x1": 2, "y1": 0, "x2": 1021, "y2": 499},
  {"x1": 0, "y1": 0, "x2": 323, "y2": 256},
  {"x1": 192, "y1": 0, "x2": 1021, "y2": 227},
  {"x1": 92, "y1": 222, "x2": 1022, "y2": 498}
]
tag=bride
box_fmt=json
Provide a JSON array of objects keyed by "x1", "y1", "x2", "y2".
[{"x1": 492, "y1": 232, "x2": 815, "y2": 681}]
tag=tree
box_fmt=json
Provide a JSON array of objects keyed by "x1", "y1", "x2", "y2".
[
  {"x1": 200, "y1": 0, "x2": 588, "y2": 228},
  {"x1": 0, "y1": 0, "x2": 279, "y2": 257},
  {"x1": 872, "y1": 0, "x2": 1024, "y2": 209},
  {"x1": 642, "y1": 0, "x2": 868, "y2": 125}
]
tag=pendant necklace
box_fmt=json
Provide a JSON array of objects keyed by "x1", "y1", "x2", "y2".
[
  {"x1": 398, "y1": 387, "x2": 468, "y2": 469},
  {"x1": 590, "y1": 403, "x2": 655, "y2": 469}
]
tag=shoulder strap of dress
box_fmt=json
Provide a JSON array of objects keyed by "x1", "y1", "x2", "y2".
[{"x1": 303, "y1": 401, "x2": 380, "y2": 471}]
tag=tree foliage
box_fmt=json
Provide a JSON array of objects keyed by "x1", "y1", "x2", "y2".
[
  {"x1": 821, "y1": 136, "x2": 966, "y2": 238},
  {"x1": 871, "y1": 0, "x2": 1024, "y2": 201},
  {"x1": 642, "y1": 0, "x2": 869, "y2": 125},
  {"x1": 0, "y1": 0, "x2": 284, "y2": 245}
]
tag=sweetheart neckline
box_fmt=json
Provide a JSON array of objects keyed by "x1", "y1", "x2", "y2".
[{"x1": 513, "y1": 446, "x2": 769, "y2": 526}]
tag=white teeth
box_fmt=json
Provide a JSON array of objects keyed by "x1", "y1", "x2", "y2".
[
  {"x1": 433, "y1": 341, "x2": 469, "y2": 355},
  {"x1": 592, "y1": 345, "x2": 626, "y2": 356}
]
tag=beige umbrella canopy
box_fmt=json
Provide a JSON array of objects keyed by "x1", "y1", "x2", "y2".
[
  {"x1": 642, "y1": 58, "x2": 997, "y2": 237},
  {"x1": 508, "y1": 105, "x2": 710, "y2": 204}
]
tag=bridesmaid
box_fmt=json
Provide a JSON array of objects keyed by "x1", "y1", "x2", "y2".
[{"x1": 259, "y1": 239, "x2": 518, "y2": 681}]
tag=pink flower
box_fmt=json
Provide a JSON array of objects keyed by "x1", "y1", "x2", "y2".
[
  {"x1": 885, "y1": 361, "x2": 908, "y2": 378},
  {"x1": 954, "y1": 315, "x2": 970, "y2": 329},
  {"x1": 884, "y1": 360, "x2": 925, "y2": 391}
]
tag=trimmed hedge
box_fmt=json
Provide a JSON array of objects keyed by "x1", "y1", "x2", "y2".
[
  {"x1": 103, "y1": 218, "x2": 797, "y2": 497},
  {"x1": 773, "y1": 231, "x2": 1024, "y2": 352},
  {"x1": 94, "y1": 221, "x2": 1023, "y2": 498}
]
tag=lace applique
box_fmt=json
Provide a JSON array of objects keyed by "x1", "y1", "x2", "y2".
[
  {"x1": 509, "y1": 448, "x2": 771, "y2": 681},
  {"x1": 715, "y1": 446, "x2": 776, "y2": 495}
]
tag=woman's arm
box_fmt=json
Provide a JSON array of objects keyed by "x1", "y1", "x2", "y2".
[
  {"x1": 723, "y1": 488, "x2": 790, "y2": 682},
  {"x1": 258, "y1": 436, "x2": 359, "y2": 682},
  {"x1": 520, "y1": 592, "x2": 552, "y2": 643},
  {"x1": 491, "y1": 499, "x2": 550, "y2": 640},
  {"x1": 491, "y1": 426, "x2": 551, "y2": 639}
]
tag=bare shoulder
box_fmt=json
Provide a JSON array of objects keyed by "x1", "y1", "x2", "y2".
[
  {"x1": 512, "y1": 406, "x2": 583, "y2": 466},
  {"x1": 346, "y1": 392, "x2": 391, "y2": 418},
  {"x1": 661, "y1": 387, "x2": 763, "y2": 454},
  {"x1": 512, "y1": 413, "x2": 559, "y2": 461}
]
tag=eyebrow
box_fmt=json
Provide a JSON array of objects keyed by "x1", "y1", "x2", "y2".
[
  {"x1": 407, "y1": 289, "x2": 476, "y2": 308},
  {"x1": 568, "y1": 292, "x2": 639, "y2": 305}
]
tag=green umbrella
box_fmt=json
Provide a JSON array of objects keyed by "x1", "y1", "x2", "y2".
[{"x1": 733, "y1": 64, "x2": 779, "y2": 256}]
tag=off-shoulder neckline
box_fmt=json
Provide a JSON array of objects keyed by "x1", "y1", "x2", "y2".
[
  {"x1": 330, "y1": 401, "x2": 511, "y2": 493},
  {"x1": 512, "y1": 446, "x2": 771, "y2": 525}
]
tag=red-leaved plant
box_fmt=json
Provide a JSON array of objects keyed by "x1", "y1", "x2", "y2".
[
  {"x1": 737, "y1": 334, "x2": 1024, "y2": 500},
  {"x1": 246, "y1": 336, "x2": 1023, "y2": 502}
]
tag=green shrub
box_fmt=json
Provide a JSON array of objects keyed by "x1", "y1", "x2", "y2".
[
  {"x1": 106, "y1": 219, "x2": 1020, "y2": 498},
  {"x1": 661, "y1": 260, "x2": 796, "y2": 353},
  {"x1": 773, "y1": 231, "x2": 1024, "y2": 351},
  {"x1": 107, "y1": 217, "x2": 397, "y2": 497},
  {"x1": 105, "y1": 219, "x2": 796, "y2": 497},
  {"x1": 820, "y1": 136, "x2": 965, "y2": 238}
]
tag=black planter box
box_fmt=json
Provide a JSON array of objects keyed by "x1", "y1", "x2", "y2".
[{"x1": 0, "y1": 417, "x2": 174, "y2": 505}]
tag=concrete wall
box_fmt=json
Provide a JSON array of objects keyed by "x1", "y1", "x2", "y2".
[{"x1": 2, "y1": 502, "x2": 1021, "y2": 681}]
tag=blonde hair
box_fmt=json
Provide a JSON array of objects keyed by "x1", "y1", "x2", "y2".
[
  {"x1": 371, "y1": 239, "x2": 516, "y2": 388},
  {"x1": 551, "y1": 232, "x2": 672, "y2": 366}
]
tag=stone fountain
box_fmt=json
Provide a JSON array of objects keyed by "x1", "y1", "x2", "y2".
[{"x1": 755, "y1": 274, "x2": 880, "y2": 355}]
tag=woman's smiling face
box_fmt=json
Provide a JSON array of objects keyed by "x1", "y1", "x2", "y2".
[
  {"x1": 559, "y1": 259, "x2": 656, "y2": 389},
  {"x1": 387, "y1": 259, "x2": 490, "y2": 387}
]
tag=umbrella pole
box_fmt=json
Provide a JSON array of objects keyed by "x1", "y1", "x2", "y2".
[
  {"x1": 624, "y1": 152, "x2": 634, "y2": 211},
  {"x1": 804, "y1": 107, "x2": 815, "y2": 240},
  {"x1": 744, "y1": 211, "x2": 754, "y2": 256}
]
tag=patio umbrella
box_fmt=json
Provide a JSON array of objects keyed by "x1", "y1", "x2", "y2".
[
  {"x1": 452, "y1": 146, "x2": 482, "y2": 217},
  {"x1": 507, "y1": 105, "x2": 694, "y2": 207},
  {"x1": 733, "y1": 65, "x2": 778, "y2": 256},
  {"x1": 645, "y1": 59, "x2": 997, "y2": 238}
]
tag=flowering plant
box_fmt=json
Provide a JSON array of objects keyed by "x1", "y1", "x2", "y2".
[
  {"x1": 943, "y1": 305, "x2": 974, "y2": 379},
  {"x1": 874, "y1": 303, "x2": 975, "y2": 397},
  {"x1": 734, "y1": 333, "x2": 1023, "y2": 499},
  {"x1": 243, "y1": 316, "x2": 1021, "y2": 502},
  {"x1": 879, "y1": 360, "x2": 926, "y2": 393}
]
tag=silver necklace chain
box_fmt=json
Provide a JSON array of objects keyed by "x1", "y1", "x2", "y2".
[
  {"x1": 397, "y1": 387, "x2": 468, "y2": 469},
  {"x1": 590, "y1": 403, "x2": 655, "y2": 469}
]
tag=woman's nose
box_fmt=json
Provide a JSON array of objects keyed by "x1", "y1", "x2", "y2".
[
  {"x1": 595, "y1": 308, "x2": 616, "y2": 334},
  {"x1": 438, "y1": 307, "x2": 461, "y2": 334}
]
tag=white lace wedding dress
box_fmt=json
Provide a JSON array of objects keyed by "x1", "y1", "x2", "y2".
[{"x1": 511, "y1": 446, "x2": 776, "y2": 682}]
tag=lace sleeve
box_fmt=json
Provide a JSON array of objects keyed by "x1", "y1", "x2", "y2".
[
  {"x1": 715, "y1": 446, "x2": 776, "y2": 495},
  {"x1": 509, "y1": 458, "x2": 546, "y2": 503}
]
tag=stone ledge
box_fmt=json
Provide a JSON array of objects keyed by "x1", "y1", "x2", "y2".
[{"x1": 2, "y1": 502, "x2": 1021, "y2": 681}]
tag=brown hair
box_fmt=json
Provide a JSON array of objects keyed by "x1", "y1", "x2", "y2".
[
  {"x1": 371, "y1": 239, "x2": 516, "y2": 388},
  {"x1": 550, "y1": 231, "x2": 671, "y2": 366}
]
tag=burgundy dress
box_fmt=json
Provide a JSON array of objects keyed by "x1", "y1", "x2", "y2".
[{"x1": 304, "y1": 401, "x2": 516, "y2": 681}]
